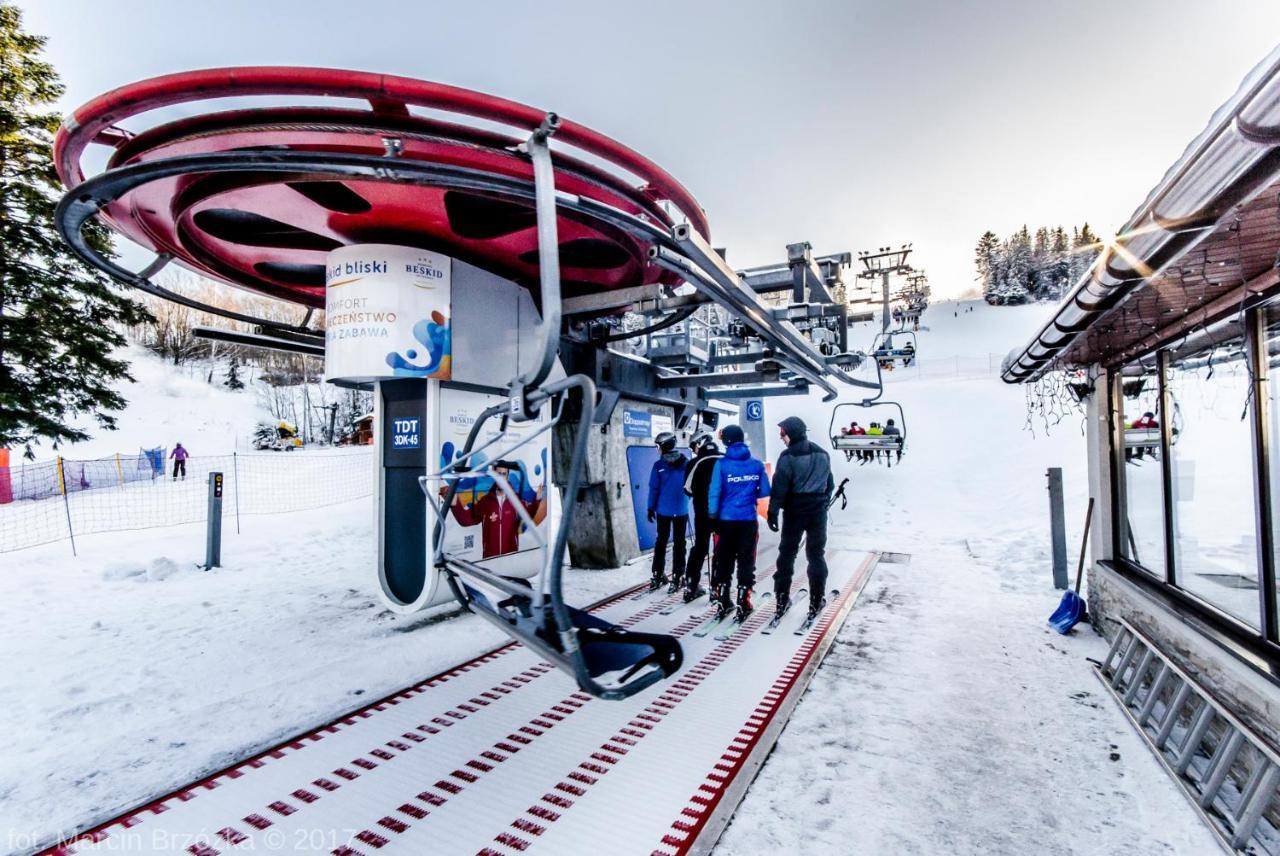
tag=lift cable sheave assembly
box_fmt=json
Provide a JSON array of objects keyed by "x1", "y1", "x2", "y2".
[
  {"x1": 52, "y1": 67, "x2": 875, "y2": 699},
  {"x1": 52, "y1": 67, "x2": 867, "y2": 402}
]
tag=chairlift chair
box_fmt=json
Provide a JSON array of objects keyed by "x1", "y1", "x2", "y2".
[
  {"x1": 871, "y1": 330, "x2": 918, "y2": 369},
  {"x1": 416, "y1": 120, "x2": 683, "y2": 701},
  {"x1": 1123, "y1": 401, "x2": 1182, "y2": 461},
  {"x1": 828, "y1": 400, "x2": 907, "y2": 465}
]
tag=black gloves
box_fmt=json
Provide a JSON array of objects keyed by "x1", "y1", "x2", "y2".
[
  {"x1": 647, "y1": 509, "x2": 657, "y2": 523},
  {"x1": 767, "y1": 517, "x2": 779, "y2": 532}
]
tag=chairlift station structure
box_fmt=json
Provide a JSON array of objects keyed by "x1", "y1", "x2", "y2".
[{"x1": 47, "y1": 67, "x2": 901, "y2": 854}]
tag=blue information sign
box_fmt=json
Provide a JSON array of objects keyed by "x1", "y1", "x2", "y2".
[
  {"x1": 745, "y1": 401, "x2": 764, "y2": 421},
  {"x1": 622, "y1": 409, "x2": 652, "y2": 438},
  {"x1": 391, "y1": 417, "x2": 421, "y2": 449}
]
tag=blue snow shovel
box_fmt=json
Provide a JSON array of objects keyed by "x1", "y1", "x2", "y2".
[{"x1": 1049, "y1": 497, "x2": 1094, "y2": 635}]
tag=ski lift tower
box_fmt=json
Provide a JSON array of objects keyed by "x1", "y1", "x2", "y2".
[{"x1": 857, "y1": 244, "x2": 913, "y2": 332}]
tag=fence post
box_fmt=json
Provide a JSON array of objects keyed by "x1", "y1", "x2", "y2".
[
  {"x1": 58, "y1": 456, "x2": 77, "y2": 557},
  {"x1": 204, "y1": 471, "x2": 224, "y2": 569},
  {"x1": 232, "y1": 452, "x2": 241, "y2": 535},
  {"x1": 1047, "y1": 467, "x2": 1068, "y2": 589}
]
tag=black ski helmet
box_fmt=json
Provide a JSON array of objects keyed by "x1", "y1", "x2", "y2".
[
  {"x1": 655, "y1": 431, "x2": 677, "y2": 453},
  {"x1": 690, "y1": 430, "x2": 714, "y2": 452}
]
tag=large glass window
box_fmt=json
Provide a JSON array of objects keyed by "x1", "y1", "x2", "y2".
[
  {"x1": 1118, "y1": 360, "x2": 1167, "y2": 578},
  {"x1": 1167, "y1": 318, "x2": 1261, "y2": 628}
]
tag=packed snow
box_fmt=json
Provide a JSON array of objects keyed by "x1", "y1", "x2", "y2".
[
  {"x1": 717, "y1": 300, "x2": 1218, "y2": 853},
  {"x1": 0, "y1": 299, "x2": 1220, "y2": 854}
]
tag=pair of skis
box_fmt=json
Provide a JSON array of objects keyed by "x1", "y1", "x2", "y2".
[
  {"x1": 761, "y1": 589, "x2": 807, "y2": 635},
  {"x1": 762, "y1": 588, "x2": 840, "y2": 635},
  {"x1": 659, "y1": 587, "x2": 705, "y2": 616},
  {"x1": 691, "y1": 592, "x2": 771, "y2": 640}
]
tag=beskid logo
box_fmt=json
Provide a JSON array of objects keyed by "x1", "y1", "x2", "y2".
[{"x1": 405, "y1": 259, "x2": 446, "y2": 286}]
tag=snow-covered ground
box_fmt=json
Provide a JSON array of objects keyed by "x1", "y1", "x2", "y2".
[
  {"x1": 0, "y1": 299, "x2": 1220, "y2": 854},
  {"x1": 718, "y1": 299, "x2": 1219, "y2": 854}
]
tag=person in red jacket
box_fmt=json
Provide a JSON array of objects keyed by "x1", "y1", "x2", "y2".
[
  {"x1": 449, "y1": 460, "x2": 546, "y2": 558},
  {"x1": 842, "y1": 421, "x2": 869, "y2": 463},
  {"x1": 1127, "y1": 411, "x2": 1159, "y2": 461}
]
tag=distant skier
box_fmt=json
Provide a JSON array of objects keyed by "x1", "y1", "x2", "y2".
[
  {"x1": 681, "y1": 431, "x2": 722, "y2": 602},
  {"x1": 170, "y1": 442, "x2": 189, "y2": 481},
  {"x1": 647, "y1": 431, "x2": 689, "y2": 593},
  {"x1": 768, "y1": 416, "x2": 834, "y2": 624},
  {"x1": 883, "y1": 418, "x2": 903, "y2": 464},
  {"x1": 707, "y1": 424, "x2": 770, "y2": 621}
]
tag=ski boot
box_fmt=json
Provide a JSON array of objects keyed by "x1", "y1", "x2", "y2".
[
  {"x1": 806, "y1": 592, "x2": 827, "y2": 622},
  {"x1": 735, "y1": 586, "x2": 755, "y2": 622},
  {"x1": 712, "y1": 584, "x2": 733, "y2": 621},
  {"x1": 773, "y1": 590, "x2": 790, "y2": 619},
  {"x1": 667, "y1": 575, "x2": 684, "y2": 596},
  {"x1": 648, "y1": 573, "x2": 669, "y2": 593},
  {"x1": 683, "y1": 582, "x2": 706, "y2": 603}
]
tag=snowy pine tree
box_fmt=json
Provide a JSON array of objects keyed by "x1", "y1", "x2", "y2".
[
  {"x1": 975, "y1": 223, "x2": 1098, "y2": 304},
  {"x1": 0, "y1": 5, "x2": 149, "y2": 456},
  {"x1": 224, "y1": 357, "x2": 245, "y2": 390},
  {"x1": 974, "y1": 230, "x2": 1000, "y2": 302}
]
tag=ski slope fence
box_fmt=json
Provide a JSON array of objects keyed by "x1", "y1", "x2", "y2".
[
  {"x1": 0, "y1": 449, "x2": 374, "y2": 553},
  {"x1": 876, "y1": 353, "x2": 1005, "y2": 382}
]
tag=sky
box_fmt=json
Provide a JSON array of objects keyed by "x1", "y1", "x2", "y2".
[{"x1": 22, "y1": 0, "x2": 1280, "y2": 298}]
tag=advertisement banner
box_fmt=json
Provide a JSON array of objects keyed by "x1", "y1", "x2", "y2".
[
  {"x1": 434, "y1": 386, "x2": 549, "y2": 567},
  {"x1": 324, "y1": 244, "x2": 453, "y2": 383},
  {"x1": 622, "y1": 409, "x2": 652, "y2": 438}
]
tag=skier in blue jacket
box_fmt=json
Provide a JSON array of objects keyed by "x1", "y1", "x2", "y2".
[
  {"x1": 647, "y1": 431, "x2": 690, "y2": 592},
  {"x1": 707, "y1": 424, "x2": 770, "y2": 620}
]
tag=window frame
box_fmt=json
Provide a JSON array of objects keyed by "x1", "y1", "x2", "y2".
[{"x1": 1107, "y1": 303, "x2": 1280, "y2": 660}]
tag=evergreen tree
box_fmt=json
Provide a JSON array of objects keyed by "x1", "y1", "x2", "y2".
[
  {"x1": 1002, "y1": 226, "x2": 1033, "y2": 303},
  {"x1": 974, "y1": 230, "x2": 1000, "y2": 301},
  {"x1": 1070, "y1": 222, "x2": 1102, "y2": 286},
  {"x1": 1031, "y1": 227, "x2": 1051, "y2": 298},
  {"x1": 224, "y1": 357, "x2": 245, "y2": 390},
  {"x1": 1049, "y1": 226, "x2": 1071, "y2": 298},
  {"x1": 0, "y1": 5, "x2": 149, "y2": 456}
]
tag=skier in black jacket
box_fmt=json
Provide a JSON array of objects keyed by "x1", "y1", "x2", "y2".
[
  {"x1": 681, "y1": 431, "x2": 722, "y2": 602},
  {"x1": 768, "y1": 415, "x2": 834, "y2": 621}
]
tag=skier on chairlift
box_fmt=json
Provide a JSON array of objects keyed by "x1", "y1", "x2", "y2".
[
  {"x1": 707, "y1": 424, "x2": 770, "y2": 621},
  {"x1": 682, "y1": 430, "x2": 722, "y2": 602},
  {"x1": 842, "y1": 420, "x2": 871, "y2": 463},
  {"x1": 647, "y1": 431, "x2": 689, "y2": 593},
  {"x1": 1127, "y1": 410, "x2": 1159, "y2": 461},
  {"x1": 883, "y1": 418, "x2": 903, "y2": 465},
  {"x1": 769, "y1": 416, "x2": 834, "y2": 624}
]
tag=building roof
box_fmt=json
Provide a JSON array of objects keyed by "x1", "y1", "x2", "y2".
[{"x1": 1003, "y1": 46, "x2": 1280, "y2": 383}]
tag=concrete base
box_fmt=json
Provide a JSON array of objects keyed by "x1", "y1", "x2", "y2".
[{"x1": 555, "y1": 398, "x2": 683, "y2": 569}]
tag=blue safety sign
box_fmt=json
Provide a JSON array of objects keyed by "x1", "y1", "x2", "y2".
[
  {"x1": 622, "y1": 409, "x2": 652, "y2": 438},
  {"x1": 745, "y1": 401, "x2": 764, "y2": 421},
  {"x1": 392, "y1": 417, "x2": 421, "y2": 449}
]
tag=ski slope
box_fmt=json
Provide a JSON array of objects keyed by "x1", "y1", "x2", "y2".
[
  {"x1": 0, "y1": 300, "x2": 1219, "y2": 855},
  {"x1": 56, "y1": 344, "x2": 273, "y2": 459}
]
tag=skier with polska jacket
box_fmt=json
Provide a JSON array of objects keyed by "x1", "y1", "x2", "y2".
[{"x1": 707, "y1": 424, "x2": 770, "y2": 620}]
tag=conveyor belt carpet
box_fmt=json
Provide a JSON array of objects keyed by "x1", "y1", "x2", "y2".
[{"x1": 46, "y1": 550, "x2": 878, "y2": 856}]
